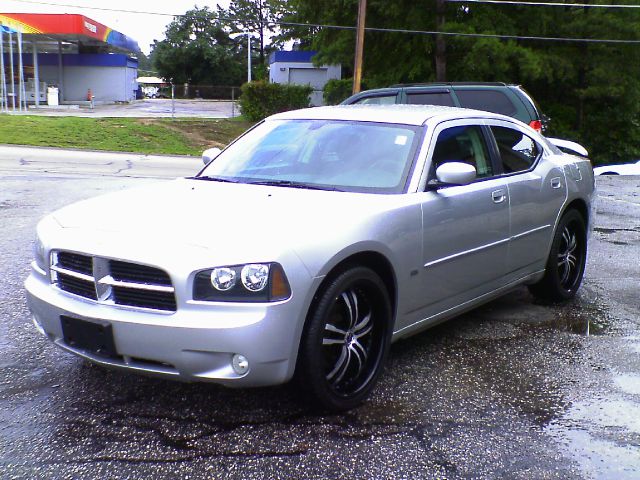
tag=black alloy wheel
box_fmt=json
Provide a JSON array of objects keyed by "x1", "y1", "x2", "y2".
[
  {"x1": 529, "y1": 209, "x2": 587, "y2": 302},
  {"x1": 298, "y1": 266, "x2": 392, "y2": 411}
]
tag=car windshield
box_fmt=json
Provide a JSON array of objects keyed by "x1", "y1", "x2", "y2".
[{"x1": 199, "y1": 119, "x2": 421, "y2": 193}]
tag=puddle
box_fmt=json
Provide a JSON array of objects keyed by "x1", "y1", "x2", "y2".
[
  {"x1": 614, "y1": 374, "x2": 640, "y2": 396},
  {"x1": 551, "y1": 427, "x2": 640, "y2": 480},
  {"x1": 547, "y1": 398, "x2": 640, "y2": 479},
  {"x1": 529, "y1": 294, "x2": 611, "y2": 336},
  {"x1": 353, "y1": 399, "x2": 420, "y2": 425}
]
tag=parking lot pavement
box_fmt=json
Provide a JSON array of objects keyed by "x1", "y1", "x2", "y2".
[
  {"x1": 0, "y1": 162, "x2": 638, "y2": 479},
  {"x1": 17, "y1": 99, "x2": 238, "y2": 118}
]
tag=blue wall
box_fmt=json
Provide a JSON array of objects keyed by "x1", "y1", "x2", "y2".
[{"x1": 2, "y1": 53, "x2": 137, "y2": 68}]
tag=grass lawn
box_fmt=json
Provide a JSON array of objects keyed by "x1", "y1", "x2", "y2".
[{"x1": 0, "y1": 116, "x2": 254, "y2": 156}]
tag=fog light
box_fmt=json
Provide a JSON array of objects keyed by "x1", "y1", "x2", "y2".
[{"x1": 232, "y1": 354, "x2": 249, "y2": 375}]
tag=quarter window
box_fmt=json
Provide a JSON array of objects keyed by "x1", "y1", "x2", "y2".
[
  {"x1": 490, "y1": 126, "x2": 540, "y2": 173},
  {"x1": 353, "y1": 95, "x2": 396, "y2": 105},
  {"x1": 456, "y1": 90, "x2": 517, "y2": 116},
  {"x1": 406, "y1": 92, "x2": 455, "y2": 106},
  {"x1": 431, "y1": 125, "x2": 493, "y2": 178}
]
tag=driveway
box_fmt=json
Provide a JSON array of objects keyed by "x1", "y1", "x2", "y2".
[
  {"x1": 1, "y1": 152, "x2": 638, "y2": 479},
  {"x1": 17, "y1": 99, "x2": 239, "y2": 119}
]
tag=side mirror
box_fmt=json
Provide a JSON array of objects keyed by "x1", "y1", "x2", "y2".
[
  {"x1": 202, "y1": 147, "x2": 222, "y2": 165},
  {"x1": 432, "y1": 162, "x2": 477, "y2": 187}
]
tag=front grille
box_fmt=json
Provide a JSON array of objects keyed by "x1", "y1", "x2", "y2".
[
  {"x1": 112, "y1": 286, "x2": 177, "y2": 311},
  {"x1": 51, "y1": 251, "x2": 176, "y2": 312},
  {"x1": 110, "y1": 260, "x2": 172, "y2": 286},
  {"x1": 58, "y1": 274, "x2": 98, "y2": 300},
  {"x1": 57, "y1": 251, "x2": 93, "y2": 275}
]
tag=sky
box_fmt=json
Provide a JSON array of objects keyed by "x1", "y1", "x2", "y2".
[{"x1": 3, "y1": 0, "x2": 231, "y2": 55}]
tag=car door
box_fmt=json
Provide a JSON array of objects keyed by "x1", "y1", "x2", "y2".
[
  {"x1": 486, "y1": 121, "x2": 567, "y2": 279},
  {"x1": 413, "y1": 120, "x2": 511, "y2": 319}
]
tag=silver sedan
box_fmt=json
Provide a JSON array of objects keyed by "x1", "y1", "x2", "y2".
[{"x1": 25, "y1": 105, "x2": 595, "y2": 411}]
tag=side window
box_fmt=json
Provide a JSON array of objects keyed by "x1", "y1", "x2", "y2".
[
  {"x1": 490, "y1": 126, "x2": 540, "y2": 173},
  {"x1": 406, "y1": 92, "x2": 455, "y2": 106},
  {"x1": 353, "y1": 95, "x2": 396, "y2": 105},
  {"x1": 431, "y1": 125, "x2": 493, "y2": 178},
  {"x1": 456, "y1": 90, "x2": 517, "y2": 116}
]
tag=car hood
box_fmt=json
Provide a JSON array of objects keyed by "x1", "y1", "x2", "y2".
[{"x1": 49, "y1": 178, "x2": 400, "y2": 268}]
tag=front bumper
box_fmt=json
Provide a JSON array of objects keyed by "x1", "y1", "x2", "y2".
[{"x1": 25, "y1": 265, "x2": 309, "y2": 387}]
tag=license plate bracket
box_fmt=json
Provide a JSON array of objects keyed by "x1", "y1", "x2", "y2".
[{"x1": 61, "y1": 316, "x2": 119, "y2": 358}]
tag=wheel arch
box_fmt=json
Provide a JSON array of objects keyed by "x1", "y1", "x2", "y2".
[
  {"x1": 309, "y1": 250, "x2": 398, "y2": 325},
  {"x1": 562, "y1": 198, "x2": 589, "y2": 226}
]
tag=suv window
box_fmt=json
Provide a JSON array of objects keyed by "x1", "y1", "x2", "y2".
[
  {"x1": 432, "y1": 125, "x2": 493, "y2": 178},
  {"x1": 490, "y1": 126, "x2": 540, "y2": 173},
  {"x1": 353, "y1": 95, "x2": 396, "y2": 105},
  {"x1": 456, "y1": 90, "x2": 517, "y2": 117},
  {"x1": 406, "y1": 92, "x2": 455, "y2": 106}
]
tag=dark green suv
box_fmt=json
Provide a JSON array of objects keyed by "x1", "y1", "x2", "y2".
[{"x1": 342, "y1": 82, "x2": 547, "y2": 133}]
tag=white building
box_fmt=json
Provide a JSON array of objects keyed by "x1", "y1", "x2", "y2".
[{"x1": 269, "y1": 51, "x2": 341, "y2": 106}]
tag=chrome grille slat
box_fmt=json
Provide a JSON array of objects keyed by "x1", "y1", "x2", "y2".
[
  {"x1": 51, "y1": 251, "x2": 176, "y2": 312},
  {"x1": 50, "y1": 265, "x2": 95, "y2": 282}
]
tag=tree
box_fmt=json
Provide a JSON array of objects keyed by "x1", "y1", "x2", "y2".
[
  {"x1": 226, "y1": 0, "x2": 288, "y2": 66},
  {"x1": 279, "y1": 0, "x2": 640, "y2": 164},
  {"x1": 151, "y1": 7, "x2": 246, "y2": 86}
]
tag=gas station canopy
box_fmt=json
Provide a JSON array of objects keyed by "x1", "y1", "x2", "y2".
[
  {"x1": 1, "y1": 13, "x2": 140, "y2": 110},
  {"x1": 0, "y1": 13, "x2": 139, "y2": 53}
]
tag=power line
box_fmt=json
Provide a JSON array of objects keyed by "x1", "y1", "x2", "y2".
[
  {"x1": 9, "y1": 0, "x2": 640, "y2": 45},
  {"x1": 446, "y1": 0, "x2": 640, "y2": 8},
  {"x1": 279, "y1": 21, "x2": 640, "y2": 44},
  {"x1": 10, "y1": 0, "x2": 179, "y2": 16}
]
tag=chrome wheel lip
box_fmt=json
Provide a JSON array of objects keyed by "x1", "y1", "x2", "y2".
[{"x1": 322, "y1": 285, "x2": 382, "y2": 396}]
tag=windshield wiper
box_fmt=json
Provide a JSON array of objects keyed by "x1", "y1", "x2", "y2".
[
  {"x1": 192, "y1": 175, "x2": 242, "y2": 183},
  {"x1": 247, "y1": 180, "x2": 344, "y2": 191}
]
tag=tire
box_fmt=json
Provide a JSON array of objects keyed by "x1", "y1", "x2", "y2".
[
  {"x1": 298, "y1": 266, "x2": 392, "y2": 411},
  {"x1": 529, "y1": 209, "x2": 587, "y2": 302}
]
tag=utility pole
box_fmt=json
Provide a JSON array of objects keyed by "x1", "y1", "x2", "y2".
[
  {"x1": 435, "y1": 0, "x2": 446, "y2": 82},
  {"x1": 352, "y1": 0, "x2": 367, "y2": 94}
]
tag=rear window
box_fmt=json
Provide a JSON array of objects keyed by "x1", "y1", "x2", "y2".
[
  {"x1": 406, "y1": 92, "x2": 455, "y2": 106},
  {"x1": 490, "y1": 126, "x2": 540, "y2": 173},
  {"x1": 456, "y1": 90, "x2": 517, "y2": 116}
]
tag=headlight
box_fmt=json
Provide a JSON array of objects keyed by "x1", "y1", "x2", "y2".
[
  {"x1": 194, "y1": 263, "x2": 291, "y2": 302},
  {"x1": 241, "y1": 264, "x2": 269, "y2": 291},
  {"x1": 211, "y1": 267, "x2": 237, "y2": 291},
  {"x1": 33, "y1": 234, "x2": 46, "y2": 272}
]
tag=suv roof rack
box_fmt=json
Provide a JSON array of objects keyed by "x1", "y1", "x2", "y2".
[{"x1": 389, "y1": 82, "x2": 510, "y2": 88}]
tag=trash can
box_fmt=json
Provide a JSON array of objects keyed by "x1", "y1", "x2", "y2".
[{"x1": 47, "y1": 87, "x2": 59, "y2": 106}]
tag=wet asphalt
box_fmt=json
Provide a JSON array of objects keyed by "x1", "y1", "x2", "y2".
[{"x1": 1, "y1": 157, "x2": 638, "y2": 479}]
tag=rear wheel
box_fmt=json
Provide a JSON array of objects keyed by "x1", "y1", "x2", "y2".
[
  {"x1": 529, "y1": 209, "x2": 587, "y2": 302},
  {"x1": 298, "y1": 266, "x2": 392, "y2": 411}
]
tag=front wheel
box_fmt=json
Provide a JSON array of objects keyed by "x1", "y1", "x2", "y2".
[
  {"x1": 298, "y1": 266, "x2": 392, "y2": 411},
  {"x1": 529, "y1": 209, "x2": 587, "y2": 302}
]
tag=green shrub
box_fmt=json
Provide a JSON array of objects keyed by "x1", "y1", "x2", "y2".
[
  {"x1": 323, "y1": 78, "x2": 354, "y2": 105},
  {"x1": 239, "y1": 81, "x2": 313, "y2": 121}
]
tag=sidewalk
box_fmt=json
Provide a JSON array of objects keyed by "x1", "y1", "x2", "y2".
[{"x1": 0, "y1": 144, "x2": 202, "y2": 179}]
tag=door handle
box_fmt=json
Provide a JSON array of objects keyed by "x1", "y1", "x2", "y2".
[
  {"x1": 551, "y1": 177, "x2": 562, "y2": 189},
  {"x1": 491, "y1": 189, "x2": 506, "y2": 204}
]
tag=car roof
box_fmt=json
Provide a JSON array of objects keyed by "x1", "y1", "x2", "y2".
[
  {"x1": 388, "y1": 82, "x2": 516, "y2": 88},
  {"x1": 269, "y1": 104, "x2": 511, "y2": 126}
]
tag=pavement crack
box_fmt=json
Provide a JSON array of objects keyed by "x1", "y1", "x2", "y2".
[
  {"x1": 593, "y1": 227, "x2": 640, "y2": 234},
  {"x1": 113, "y1": 160, "x2": 134, "y2": 175}
]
